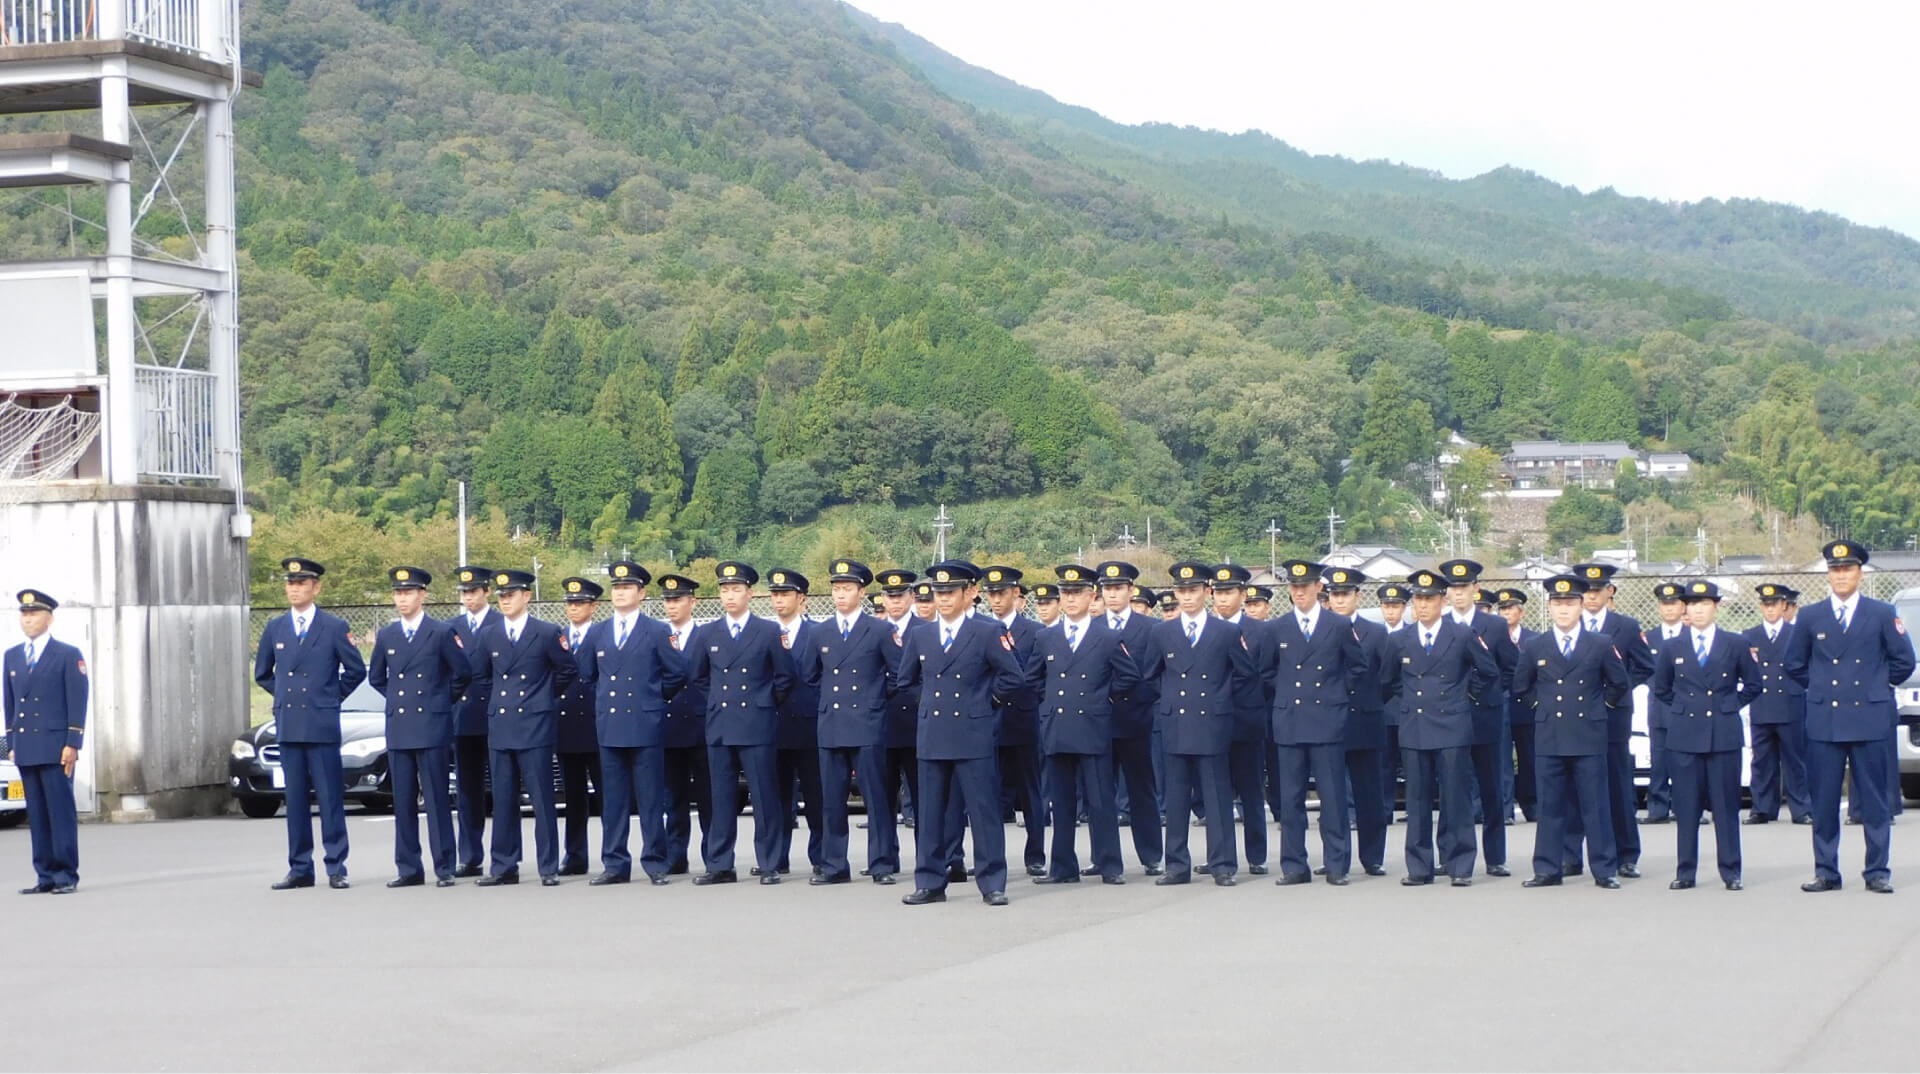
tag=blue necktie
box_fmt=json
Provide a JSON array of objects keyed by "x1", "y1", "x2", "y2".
[
  {"x1": 1423, "y1": 631, "x2": 1434, "y2": 654},
  {"x1": 24, "y1": 643, "x2": 36, "y2": 674},
  {"x1": 730, "y1": 621, "x2": 742, "y2": 640},
  {"x1": 942, "y1": 628, "x2": 954, "y2": 652},
  {"x1": 295, "y1": 615, "x2": 308, "y2": 642},
  {"x1": 1695, "y1": 633, "x2": 1708, "y2": 666},
  {"x1": 1186, "y1": 621, "x2": 1198, "y2": 647},
  {"x1": 404, "y1": 624, "x2": 415, "y2": 644},
  {"x1": 841, "y1": 620, "x2": 851, "y2": 641},
  {"x1": 1066, "y1": 623, "x2": 1079, "y2": 651},
  {"x1": 1839, "y1": 606, "x2": 1850, "y2": 633},
  {"x1": 1560, "y1": 634, "x2": 1573, "y2": 657},
  {"x1": 615, "y1": 619, "x2": 628, "y2": 648}
]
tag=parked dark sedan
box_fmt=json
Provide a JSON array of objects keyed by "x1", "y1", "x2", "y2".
[{"x1": 228, "y1": 680, "x2": 394, "y2": 818}]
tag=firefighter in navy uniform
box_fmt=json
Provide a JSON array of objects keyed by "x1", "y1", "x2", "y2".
[
  {"x1": 367, "y1": 567, "x2": 471, "y2": 888},
  {"x1": 1652, "y1": 580, "x2": 1763, "y2": 890},
  {"x1": 1267, "y1": 559, "x2": 1365, "y2": 886},
  {"x1": 555, "y1": 577, "x2": 604, "y2": 876},
  {"x1": 254, "y1": 558, "x2": 368, "y2": 890},
  {"x1": 1643, "y1": 581, "x2": 1689, "y2": 825},
  {"x1": 686, "y1": 562, "x2": 797, "y2": 886},
  {"x1": 573, "y1": 561, "x2": 688, "y2": 886},
  {"x1": 1745, "y1": 583, "x2": 1811, "y2": 824},
  {"x1": 894, "y1": 562, "x2": 1032, "y2": 906},
  {"x1": 475, "y1": 569, "x2": 578, "y2": 887},
  {"x1": 1096, "y1": 561, "x2": 1166, "y2": 876},
  {"x1": 1437, "y1": 560, "x2": 1517, "y2": 877},
  {"x1": 1513, "y1": 574, "x2": 1631, "y2": 889},
  {"x1": 657, "y1": 574, "x2": 712, "y2": 875},
  {"x1": 1787, "y1": 541, "x2": 1917, "y2": 893},
  {"x1": 1210, "y1": 564, "x2": 1272, "y2": 875},
  {"x1": 766, "y1": 569, "x2": 824, "y2": 879},
  {"x1": 1495, "y1": 587, "x2": 1538, "y2": 824},
  {"x1": 1564, "y1": 562, "x2": 1656, "y2": 878},
  {"x1": 6, "y1": 590, "x2": 88, "y2": 895},
  {"x1": 1327, "y1": 568, "x2": 1391, "y2": 877},
  {"x1": 876, "y1": 569, "x2": 922, "y2": 835},
  {"x1": 447, "y1": 566, "x2": 496, "y2": 878},
  {"x1": 982, "y1": 566, "x2": 1048, "y2": 878},
  {"x1": 1382, "y1": 569, "x2": 1499, "y2": 886}
]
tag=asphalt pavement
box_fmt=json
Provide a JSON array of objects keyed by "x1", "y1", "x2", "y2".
[{"x1": 2, "y1": 808, "x2": 1915, "y2": 1072}]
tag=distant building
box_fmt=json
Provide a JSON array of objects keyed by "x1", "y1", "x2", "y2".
[
  {"x1": 1502, "y1": 441, "x2": 1640, "y2": 489},
  {"x1": 1322, "y1": 545, "x2": 1427, "y2": 580},
  {"x1": 1645, "y1": 452, "x2": 1693, "y2": 480},
  {"x1": 1717, "y1": 554, "x2": 1771, "y2": 574}
]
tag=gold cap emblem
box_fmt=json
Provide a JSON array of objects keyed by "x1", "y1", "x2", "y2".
[
  {"x1": 1450, "y1": 564, "x2": 1467, "y2": 577},
  {"x1": 663, "y1": 578, "x2": 680, "y2": 590},
  {"x1": 614, "y1": 565, "x2": 629, "y2": 578},
  {"x1": 1180, "y1": 566, "x2": 1194, "y2": 579},
  {"x1": 988, "y1": 570, "x2": 1002, "y2": 582},
  {"x1": 1692, "y1": 582, "x2": 1707, "y2": 593},
  {"x1": 1555, "y1": 580, "x2": 1571, "y2": 593},
  {"x1": 1105, "y1": 565, "x2": 1120, "y2": 577},
  {"x1": 495, "y1": 573, "x2": 510, "y2": 587},
  {"x1": 21, "y1": 592, "x2": 35, "y2": 604},
  {"x1": 835, "y1": 562, "x2": 849, "y2": 573},
  {"x1": 1065, "y1": 568, "x2": 1081, "y2": 581},
  {"x1": 288, "y1": 561, "x2": 303, "y2": 573},
  {"x1": 459, "y1": 570, "x2": 473, "y2": 582},
  {"x1": 395, "y1": 569, "x2": 409, "y2": 581},
  {"x1": 1332, "y1": 571, "x2": 1348, "y2": 583},
  {"x1": 1290, "y1": 564, "x2": 1306, "y2": 577},
  {"x1": 567, "y1": 580, "x2": 582, "y2": 593},
  {"x1": 772, "y1": 572, "x2": 786, "y2": 584},
  {"x1": 936, "y1": 570, "x2": 951, "y2": 583},
  {"x1": 1835, "y1": 544, "x2": 1850, "y2": 557},
  {"x1": 1586, "y1": 566, "x2": 1602, "y2": 578},
  {"x1": 722, "y1": 565, "x2": 737, "y2": 577}
]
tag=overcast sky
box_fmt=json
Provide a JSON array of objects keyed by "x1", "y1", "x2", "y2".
[{"x1": 846, "y1": 0, "x2": 1920, "y2": 240}]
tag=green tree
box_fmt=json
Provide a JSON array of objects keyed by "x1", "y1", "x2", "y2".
[{"x1": 759, "y1": 457, "x2": 828, "y2": 524}]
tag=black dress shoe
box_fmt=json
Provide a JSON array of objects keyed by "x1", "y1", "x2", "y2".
[
  {"x1": 540, "y1": 875, "x2": 560, "y2": 887},
  {"x1": 271, "y1": 874, "x2": 315, "y2": 891},
  {"x1": 901, "y1": 888, "x2": 947, "y2": 905},
  {"x1": 1154, "y1": 873, "x2": 1191, "y2": 886},
  {"x1": 649, "y1": 875, "x2": 670, "y2": 886},
  {"x1": 813, "y1": 866, "x2": 825, "y2": 879},
  {"x1": 1725, "y1": 879, "x2": 1743, "y2": 891},
  {"x1": 1521, "y1": 875, "x2": 1562, "y2": 888},
  {"x1": 1618, "y1": 863, "x2": 1641, "y2": 879},
  {"x1": 1868, "y1": 877, "x2": 1895, "y2": 894},
  {"x1": 1486, "y1": 864, "x2": 1510, "y2": 878},
  {"x1": 589, "y1": 872, "x2": 630, "y2": 886},
  {"x1": 1025, "y1": 864, "x2": 1047, "y2": 877},
  {"x1": 1562, "y1": 863, "x2": 1585, "y2": 877},
  {"x1": 1644, "y1": 815, "x2": 1673, "y2": 825},
  {"x1": 1102, "y1": 874, "x2": 1126, "y2": 885},
  {"x1": 1669, "y1": 879, "x2": 1696, "y2": 890},
  {"x1": 809, "y1": 873, "x2": 852, "y2": 886},
  {"x1": 49, "y1": 884, "x2": 76, "y2": 894},
  {"x1": 1450, "y1": 876, "x2": 1472, "y2": 887},
  {"x1": 1214, "y1": 874, "x2": 1237, "y2": 887},
  {"x1": 328, "y1": 875, "x2": 350, "y2": 890},
  {"x1": 1363, "y1": 864, "x2": 1387, "y2": 877},
  {"x1": 946, "y1": 866, "x2": 969, "y2": 885},
  {"x1": 1595, "y1": 877, "x2": 1621, "y2": 889},
  {"x1": 668, "y1": 862, "x2": 690, "y2": 875},
  {"x1": 1742, "y1": 815, "x2": 1771, "y2": 825},
  {"x1": 1275, "y1": 872, "x2": 1312, "y2": 886},
  {"x1": 1792, "y1": 816, "x2": 1813, "y2": 825},
  {"x1": 1145, "y1": 863, "x2": 1164, "y2": 877},
  {"x1": 1401, "y1": 876, "x2": 1433, "y2": 886},
  {"x1": 983, "y1": 890, "x2": 1009, "y2": 906},
  {"x1": 387, "y1": 875, "x2": 425, "y2": 889},
  {"x1": 1801, "y1": 877, "x2": 1841, "y2": 892},
  {"x1": 693, "y1": 870, "x2": 737, "y2": 886},
  {"x1": 1325, "y1": 874, "x2": 1349, "y2": 886},
  {"x1": 436, "y1": 877, "x2": 457, "y2": 888},
  {"x1": 453, "y1": 865, "x2": 483, "y2": 879},
  {"x1": 1312, "y1": 866, "x2": 1328, "y2": 876},
  {"x1": 1080, "y1": 866, "x2": 1100, "y2": 877},
  {"x1": 872, "y1": 873, "x2": 897, "y2": 885},
  {"x1": 759, "y1": 874, "x2": 781, "y2": 885},
  {"x1": 559, "y1": 863, "x2": 589, "y2": 876},
  {"x1": 1847, "y1": 815, "x2": 1862, "y2": 825},
  {"x1": 1032, "y1": 874, "x2": 1080, "y2": 885},
  {"x1": 476, "y1": 872, "x2": 519, "y2": 887},
  {"x1": 1249, "y1": 864, "x2": 1269, "y2": 875},
  {"x1": 18, "y1": 883, "x2": 52, "y2": 895}
]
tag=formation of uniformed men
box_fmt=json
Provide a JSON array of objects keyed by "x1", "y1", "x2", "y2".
[{"x1": 233, "y1": 538, "x2": 1917, "y2": 901}]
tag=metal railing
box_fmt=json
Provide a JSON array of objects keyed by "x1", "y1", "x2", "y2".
[
  {"x1": 0, "y1": 0, "x2": 218, "y2": 58},
  {"x1": 134, "y1": 363, "x2": 216, "y2": 480}
]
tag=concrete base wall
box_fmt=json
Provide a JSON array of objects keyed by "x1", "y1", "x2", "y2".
[{"x1": 0, "y1": 484, "x2": 248, "y2": 819}]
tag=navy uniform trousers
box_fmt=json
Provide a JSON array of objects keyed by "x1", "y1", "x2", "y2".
[
  {"x1": 820, "y1": 744, "x2": 897, "y2": 878},
  {"x1": 600, "y1": 745, "x2": 670, "y2": 879},
  {"x1": 280, "y1": 744, "x2": 349, "y2": 879},
  {"x1": 1046, "y1": 751, "x2": 1122, "y2": 879},
  {"x1": 707, "y1": 744, "x2": 783, "y2": 874},
  {"x1": 390, "y1": 746, "x2": 455, "y2": 879},
  {"x1": 1403, "y1": 746, "x2": 1475, "y2": 880},
  {"x1": 20, "y1": 764, "x2": 79, "y2": 888},
  {"x1": 1671, "y1": 748, "x2": 1741, "y2": 884},
  {"x1": 1164, "y1": 750, "x2": 1235, "y2": 879},
  {"x1": 1275, "y1": 743, "x2": 1348, "y2": 878},
  {"x1": 1750, "y1": 721, "x2": 1811, "y2": 821},
  {"x1": 1532, "y1": 754, "x2": 1616, "y2": 880},
  {"x1": 489, "y1": 746, "x2": 559, "y2": 877},
  {"x1": 662, "y1": 745, "x2": 712, "y2": 871},
  {"x1": 915, "y1": 756, "x2": 1009, "y2": 894},
  {"x1": 1812, "y1": 737, "x2": 1896, "y2": 883}
]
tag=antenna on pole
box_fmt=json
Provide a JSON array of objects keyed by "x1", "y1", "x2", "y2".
[
  {"x1": 1326, "y1": 506, "x2": 1344, "y2": 555},
  {"x1": 931, "y1": 504, "x2": 952, "y2": 562},
  {"x1": 1266, "y1": 518, "x2": 1283, "y2": 574},
  {"x1": 1117, "y1": 524, "x2": 1137, "y2": 549}
]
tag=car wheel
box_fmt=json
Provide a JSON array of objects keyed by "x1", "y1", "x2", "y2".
[
  {"x1": 1902, "y1": 774, "x2": 1920, "y2": 802},
  {"x1": 238, "y1": 796, "x2": 281, "y2": 819}
]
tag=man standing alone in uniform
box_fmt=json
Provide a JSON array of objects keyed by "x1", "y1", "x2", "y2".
[
  {"x1": 7, "y1": 590, "x2": 87, "y2": 895},
  {"x1": 368, "y1": 567, "x2": 470, "y2": 888},
  {"x1": 1787, "y1": 541, "x2": 1916, "y2": 893},
  {"x1": 255, "y1": 559, "x2": 367, "y2": 890}
]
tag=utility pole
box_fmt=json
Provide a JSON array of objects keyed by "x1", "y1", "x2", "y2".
[
  {"x1": 1117, "y1": 524, "x2": 1137, "y2": 549},
  {"x1": 931, "y1": 504, "x2": 952, "y2": 562},
  {"x1": 1266, "y1": 518, "x2": 1284, "y2": 575},
  {"x1": 457, "y1": 480, "x2": 468, "y2": 567},
  {"x1": 1326, "y1": 506, "x2": 1344, "y2": 555}
]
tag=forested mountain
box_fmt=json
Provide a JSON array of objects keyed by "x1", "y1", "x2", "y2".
[
  {"x1": 864, "y1": 10, "x2": 1920, "y2": 343},
  {"x1": 10, "y1": 0, "x2": 1915, "y2": 599}
]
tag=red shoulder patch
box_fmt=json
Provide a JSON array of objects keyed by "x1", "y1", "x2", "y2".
[
  {"x1": 453, "y1": 635, "x2": 464, "y2": 649},
  {"x1": 1897, "y1": 618, "x2": 1907, "y2": 636},
  {"x1": 558, "y1": 633, "x2": 571, "y2": 652},
  {"x1": 75, "y1": 659, "x2": 86, "y2": 676},
  {"x1": 1000, "y1": 633, "x2": 1014, "y2": 651}
]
